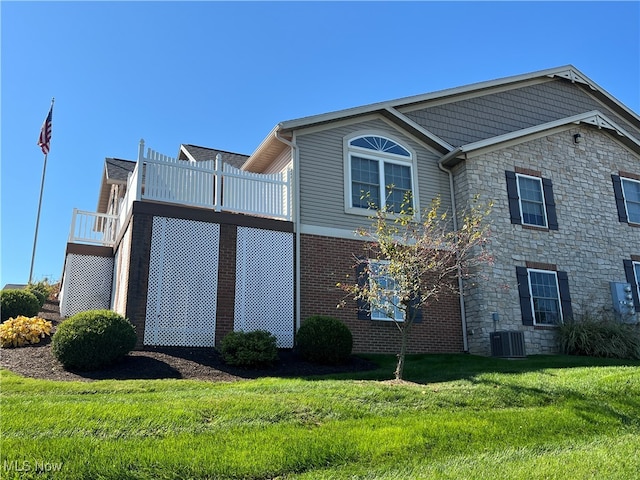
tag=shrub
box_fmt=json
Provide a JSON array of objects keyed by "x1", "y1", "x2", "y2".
[
  {"x1": 0, "y1": 316, "x2": 52, "y2": 348},
  {"x1": 1, "y1": 289, "x2": 41, "y2": 323},
  {"x1": 296, "y1": 316, "x2": 353, "y2": 365},
  {"x1": 219, "y1": 330, "x2": 278, "y2": 368},
  {"x1": 26, "y1": 280, "x2": 54, "y2": 308},
  {"x1": 52, "y1": 310, "x2": 136, "y2": 370},
  {"x1": 558, "y1": 314, "x2": 640, "y2": 360}
]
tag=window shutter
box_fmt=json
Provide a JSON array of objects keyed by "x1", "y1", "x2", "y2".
[
  {"x1": 355, "y1": 260, "x2": 371, "y2": 320},
  {"x1": 612, "y1": 175, "x2": 628, "y2": 223},
  {"x1": 556, "y1": 271, "x2": 573, "y2": 321},
  {"x1": 542, "y1": 178, "x2": 559, "y2": 230},
  {"x1": 505, "y1": 171, "x2": 521, "y2": 224},
  {"x1": 408, "y1": 291, "x2": 423, "y2": 324},
  {"x1": 623, "y1": 260, "x2": 640, "y2": 309},
  {"x1": 516, "y1": 266, "x2": 534, "y2": 326}
]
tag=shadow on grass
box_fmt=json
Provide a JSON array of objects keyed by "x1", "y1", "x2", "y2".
[{"x1": 316, "y1": 353, "x2": 640, "y2": 384}]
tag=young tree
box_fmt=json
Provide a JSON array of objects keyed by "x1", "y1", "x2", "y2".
[{"x1": 338, "y1": 194, "x2": 493, "y2": 381}]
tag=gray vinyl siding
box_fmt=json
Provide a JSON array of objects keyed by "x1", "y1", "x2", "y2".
[
  {"x1": 297, "y1": 117, "x2": 451, "y2": 231},
  {"x1": 403, "y1": 79, "x2": 640, "y2": 147}
]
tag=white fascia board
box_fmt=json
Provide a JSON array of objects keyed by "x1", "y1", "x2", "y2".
[
  {"x1": 442, "y1": 110, "x2": 640, "y2": 165},
  {"x1": 382, "y1": 107, "x2": 454, "y2": 151},
  {"x1": 278, "y1": 65, "x2": 582, "y2": 132}
]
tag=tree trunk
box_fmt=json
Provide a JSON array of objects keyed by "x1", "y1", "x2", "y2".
[{"x1": 394, "y1": 324, "x2": 409, "y2": 380}]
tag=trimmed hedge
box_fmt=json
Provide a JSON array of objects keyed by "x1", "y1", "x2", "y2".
[
  {"x1": 52, "y1": 310, "x2": 136, "y2": 370},
  {"x1": 1, "y1": 289, "x2": 41, "y2": 323},
  {"x1": 296, "y1": 316, "x2": 353, "y2": 365},
  {"x1": 219, "y1": 330, "x2": 279, "y2": 368}
]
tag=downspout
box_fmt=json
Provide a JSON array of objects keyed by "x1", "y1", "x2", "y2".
[
  {"x1": 438, "y1": 149, "x2": 469, "y2": 352},
  {"x1": 274, "y1": 128, "x2": 301, "y2": 331}
]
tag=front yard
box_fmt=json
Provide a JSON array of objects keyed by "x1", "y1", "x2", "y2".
[{"x1": 1, "y1": 354, "x2": 639, "y2": 479}]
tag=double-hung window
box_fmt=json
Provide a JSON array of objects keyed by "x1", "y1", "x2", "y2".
[
  {"x1": 528, "y1": 269, "x2": 562, "y2": 325},
  {"x1": 623, "y1": 259, "x2": 640, "y2": 309},
  {"x1": 355, "y1": 259, "x2": 422, "y2": 323},
  {"x1": 505, "y1": 170, "x2": 558, "y2": 230},
  {"x1": 516, "y1": 265, "x2": 572, "y2": 326},
  {"x1": 368, "y1": 260, "x2": 403, "y2": 322},
  {"x1": 613, "y1": 174, "x2": 640, "y2": 225},
  {"x1": 347, "y1": 135, "x2": 415, "y2": 215}
]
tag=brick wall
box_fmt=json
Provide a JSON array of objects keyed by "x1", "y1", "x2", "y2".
[{"x1": 299, "y1": 233, "x2": 464, "y2": 354}]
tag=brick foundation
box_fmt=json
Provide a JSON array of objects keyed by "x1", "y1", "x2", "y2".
[{"x1": 299, "y1": 234, "x2": 464, "y2": 354}]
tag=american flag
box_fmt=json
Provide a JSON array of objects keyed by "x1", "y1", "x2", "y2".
[{"x1": 37, "y1": 103, "x2": 53, "y2": 155}]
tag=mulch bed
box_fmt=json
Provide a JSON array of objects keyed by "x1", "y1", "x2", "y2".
[{"x1": 0, "y1": 300, "x2": 376, "y2": 382}]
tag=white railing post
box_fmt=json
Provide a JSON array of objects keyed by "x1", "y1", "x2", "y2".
[
  {"x1": 214, "y1": 153, "x2": 222, "y2": 212},
  {"x1": 138, "y1": 138, "x2": 145, "y2": 162},
  {"x1": 68, "y1": 208, "x2": 78, "y2": 242},
  {"x1": 136, "y1": 139, "x2": 145, "y2": 200}
]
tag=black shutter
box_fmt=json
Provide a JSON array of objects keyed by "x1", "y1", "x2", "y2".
[
  {"x1": 516, "y1": 266, "x2": 534, "y2": 326},
  {"x1": 623, "y1": 260, "x2": 640, "y2": 310},
  {"x1": 612, "y1": 175, "x2": 628, "y2": 223},
  {"x1": 542, "y1": 178, "x2": 559, "y2": 230},
  {"x1": 505, "y1": 171, "x2": 521, "y2": 225},
  {"x1": 408, "y1": 291, "x2": 423, "y2": 324},
  {"x1": 556, "y1": 271, "x2": 573, "y2": 321},
  {"x1": 355, "y1": 260, "x2": 371, "y2": 320}
]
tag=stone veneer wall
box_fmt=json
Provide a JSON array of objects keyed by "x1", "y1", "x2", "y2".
[
  {"x1": 299, "y1": 233, "x2": 464, "y2": 354},
  {"x1": 453, "y1": 126, "x2": 640, "y2": 355}
]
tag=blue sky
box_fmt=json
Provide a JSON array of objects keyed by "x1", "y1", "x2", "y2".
[{"x1": 1, "y1": 1, "x2": 639, "y2": 286}]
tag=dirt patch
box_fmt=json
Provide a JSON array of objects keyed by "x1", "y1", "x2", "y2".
[{"x1": 0, "y1": 301, "x2": 376, "y2": 382}]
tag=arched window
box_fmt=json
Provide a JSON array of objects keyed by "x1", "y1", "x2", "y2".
[{"x1": 347, "y1": 135, "x2": 414, "y2": 214}]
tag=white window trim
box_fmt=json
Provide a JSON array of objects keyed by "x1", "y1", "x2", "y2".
[
  {"x1": 634, "y1": 261, "x2": 640, "y2": 302},
  {"x1": 344, "y1": 133, "x2": 419, "y2": 218},
  {"x1": 516, "y1": 173, "x2": 548, "y2": 228},
  {"x1": 621, "y1": 177, "x2": 640, "y2": 225},
  {"x1": 527, "y1": 268, "x2": 563, "y2": 326},
  {"x1": 369, "y1": 260, "x2": 404, "y2": 322}
]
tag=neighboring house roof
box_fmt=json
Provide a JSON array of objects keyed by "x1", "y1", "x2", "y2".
[
  {"x1": 97, "y1": 158, "x2": 136, "y2": 214},
  {"x1": 178, "y1": 144, "x2": 249, "y2": 169},
  {"x1": 245, "y1": 65, "x2": 640, "y2": 171}
]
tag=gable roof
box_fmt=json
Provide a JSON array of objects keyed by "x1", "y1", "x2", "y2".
[
  {"x1": 440, "y1": 110, "x2": 640, "y2": 167},
  {"x1": 245, "y1": 65, "x2": 640, "y2": 170}
]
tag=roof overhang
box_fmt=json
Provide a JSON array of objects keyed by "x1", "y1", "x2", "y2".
[
  {"x1": 246, "y1": 65, "x2": 640, "y2": 172},
  {"x1": 440, "y1": 110, "x2": 640, "y2": 168}
]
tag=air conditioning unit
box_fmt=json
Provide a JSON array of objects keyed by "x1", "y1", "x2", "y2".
[{"x1": 490, "y1": 331, "x2": 526, "y2": 358}]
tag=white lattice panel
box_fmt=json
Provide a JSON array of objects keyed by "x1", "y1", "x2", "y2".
[
  {"x1": 144, "y1": 217, "x2": 220, "y2": 347},
  {"x1": 60, "y1": 254, "x2": 114, "y2": 317},
  {"x1": 112, "y1": 224, "x2": 132, "y2": 316},
  {"x1": 235, "y1": 227, "x2": 294, "y2": 347}
]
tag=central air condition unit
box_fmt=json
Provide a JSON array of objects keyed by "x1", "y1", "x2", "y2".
[{"x1": 490, "y1": 331, "x2": 526, "y2": 358}]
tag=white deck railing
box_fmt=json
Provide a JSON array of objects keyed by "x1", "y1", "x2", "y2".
[
  {"x1": 69, "y1": 140, "x2": 292, "y2": 246},
  {"x1": 68, "y1": 209, "x2": 119, "y2": 246}
]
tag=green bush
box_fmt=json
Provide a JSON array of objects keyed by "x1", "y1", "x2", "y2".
[
  {"x1": 1, "y1": 289, "x2": 41, "y2": 323},
  {"x1": 26, "y1": 280, "x2": 54, "y2": 309},
  {"x1": 52, "y1": 310, "x2": 137, "y2": 370},
  {"x1": 558, "y1": 314, "x2": 640, "y2": 360},
  {"x1": 296, "y1": 316, "x2": 353, "y2": 365},
  {"x1": 219, "y1": 330, "x2": 278, "y2": 368}
]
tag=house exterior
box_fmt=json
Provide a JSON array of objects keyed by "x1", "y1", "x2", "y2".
[{"x1": 60, "y1": 65, "x2": 640, "y2": 356}]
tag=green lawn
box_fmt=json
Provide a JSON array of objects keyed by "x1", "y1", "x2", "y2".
[{"x1": 2, "y1": 354, "x2": 639, "y2": 479}]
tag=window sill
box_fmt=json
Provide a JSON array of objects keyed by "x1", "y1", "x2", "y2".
[
  {"x1": 522, "y1": 224, "x2": 550, "y2": 232},
  {"x1": 534, "y1": 324, "x2": 560, "y2": 330}
]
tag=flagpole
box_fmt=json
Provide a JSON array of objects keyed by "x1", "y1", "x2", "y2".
[
  {"x1": 29, "y1": 98, "x2": 54, "y2": 284},
  {"x1": 29, "y1": 153, "x2": 49, "y2": 284}
]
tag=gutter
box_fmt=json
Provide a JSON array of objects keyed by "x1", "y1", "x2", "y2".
[
  {"x1": 438, "y1": 151, "x2": 469, "y2": 352},
  {"x1": 274, "y1": 128, "x2": 302, "y2": 332}
]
